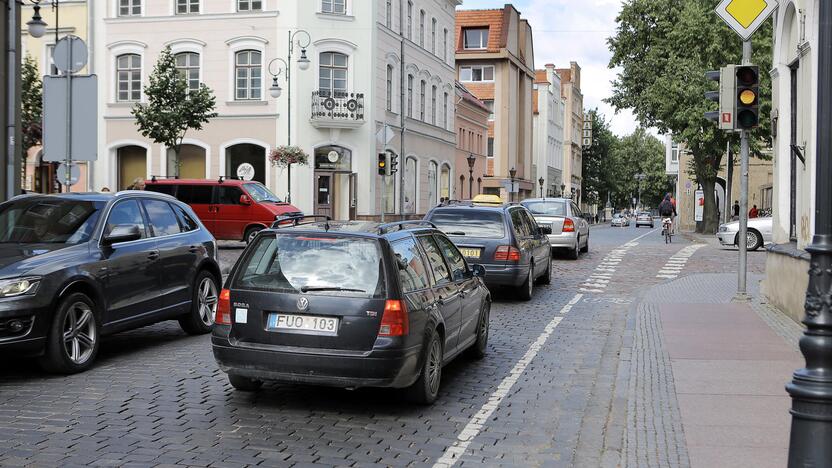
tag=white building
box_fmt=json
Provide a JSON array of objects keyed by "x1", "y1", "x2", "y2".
[
  {"x1": 532, "y1": 64, "x2": 565, "y2": 197},
  {"x1": 92, "y1": 0, "x2": 458, "y2": 221}
]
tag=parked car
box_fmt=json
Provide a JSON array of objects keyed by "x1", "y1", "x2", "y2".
[
  {"x1": 635, "y1": 212, "x2": 655, "y2": 228},
  {"x1": 144, "y1": 178, "x2": 303, "y2": 243},
  {"x1": 611, "y1": 213, "x2": 630, "y2": 227},
  {"x1": 424, "y1": 202, "x2": 552, "y2": 300},
  {"x1": 0, "y1": 192, "x2": 221, "y2": 373},
  {"x1": 212, "y1": 218, "x2": 492, "y2": 405},
  {"x1": 717, "y1": 217, "x2": 773, "y2": 251},
  {"x1": 520, "y1": 198, "x2": 590, "y2": 260}
]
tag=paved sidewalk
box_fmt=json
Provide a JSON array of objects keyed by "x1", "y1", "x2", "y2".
[{"x1": 624, "y1": 273, "x2": 803, "y2": 468}]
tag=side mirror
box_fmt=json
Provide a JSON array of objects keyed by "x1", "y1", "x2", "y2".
[
  {"x1": 103, "y1": 224, "x2": 142, "y2": 245},
  {"x1": 240, "y1": 194, "x2": 252, "y2": 206},
  {"x1": 539, "y1": 225, "x2": 552, "y2": 236},
  {"x1": 471, "y1": 264, "x2": 487, "y2": 278}
]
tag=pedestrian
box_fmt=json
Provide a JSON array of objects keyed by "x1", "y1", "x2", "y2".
[
  {"x1": 732, "y1": 200, "x2": 740, "y2": 220},
  {"x1": 126, "y1": 178, "x2": 145, "y2": 191},
  {"x1": 749, "y1": 204, "x2": 759, "y2": 218}
]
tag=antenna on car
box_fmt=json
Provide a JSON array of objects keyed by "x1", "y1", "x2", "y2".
[{"x1": 377, "y1": 220, "x2": 437, "y2": 235}]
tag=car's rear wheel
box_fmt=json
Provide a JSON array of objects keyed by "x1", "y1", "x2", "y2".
[
  {"x1": 469, "y1": 301, "x2": 490, "y2": 359},
  {"x1": 517, "y1": 267, "x2": 534, "y2": 300},
  {"x1": 39, "y1": 293, "x2": 100, "y2": 374},
  {"x1": 228, "y1": 374, "x2": 263, "y2": 392},
  {"x1": 244, "y1": 226, "x2": 263, "y2": 244},
  {"x1": 406, "y1": 328, "x2": 443, "y2": 405},
  {"x1": 179, "y1": 270, "x2": 218, "y2": 335}
]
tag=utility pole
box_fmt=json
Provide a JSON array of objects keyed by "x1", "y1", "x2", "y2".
[
  {"x1": 787, "y1": 0, "x2": 832, "y2": 464},
  {"x1": 736, "y1": 40, "x2": 751, "y2": 299}
]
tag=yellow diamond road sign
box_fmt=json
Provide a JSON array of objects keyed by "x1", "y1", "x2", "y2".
[{"x1": 716, "y1": 0, "x2": 778, "y2": 41}]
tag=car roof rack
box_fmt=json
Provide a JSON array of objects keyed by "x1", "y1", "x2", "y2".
[
  {"x1": 377, "y1": 220, "x2": 437, "y2": 235},
  {"x1": 149, "y1": 175, "x2": 178, "y2": 182},
  {"x1": 271, "y1": 215, "x2": 332, "y2": 230},
  {"x1": 217, "y1": 175, "x2": 243, "y2": 183}
]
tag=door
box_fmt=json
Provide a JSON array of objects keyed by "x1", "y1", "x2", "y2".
[
  {"x1": 177, "y1": 184, "x2": 215, "y2": 235},
  {"x1": 98, "y1": 199, "x2": 162, "y2": 325},
  {"x1": 141, "y1": 199, "x2": 196, "y2": 311},
  {"x1": 349, "y1": 173, "x2": 357, "y2": 220},
  {"x1": 418, "y1": 235, "x2": 462, "y2": 356},
  {"x1": 315, "y1": 173, "x2": 334, "y2": 218},
  {"x1": 433, "y1": 234, "x2": 482, "y2": 350},
  {"x1": 520, "y1": 210, "x2": 548, "y2": 275},
  {"x1": 215, "y1": 185, "x2": 250, "y2": 240}
]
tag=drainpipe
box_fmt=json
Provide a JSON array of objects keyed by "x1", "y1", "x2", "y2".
[
  {"x1": 87, "y1": 0, "x2": 94, "y2": 191},
  {"x1": 6, "y1": 0, "x2": 19, "y2": 200},
  {"x1": 399, "y1": 0, "x2": 405, "y2": 218}
]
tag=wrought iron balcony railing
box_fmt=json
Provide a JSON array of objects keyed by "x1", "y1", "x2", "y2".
[{"x1": 310, "y1": 91, "x2": 365, "y2": 128}]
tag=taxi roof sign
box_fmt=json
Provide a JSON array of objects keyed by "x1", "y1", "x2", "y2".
[
  {"x1": 715, "y1": 0, "x2": 778, "y2": 41},
  {"x1": 471, "y1": 194, "x2": 504, "y2": 206}
]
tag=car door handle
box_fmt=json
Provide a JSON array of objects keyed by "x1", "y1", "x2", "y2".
[
  {"x1": 147, "y1": 251, "x2": 160, "y2": 260},
  {"x1": 437, "y1": 297, "x2": 445, "y2": 306},
  {"x1": 189, "y1": 245, "x2": 200, "y2": 253}
]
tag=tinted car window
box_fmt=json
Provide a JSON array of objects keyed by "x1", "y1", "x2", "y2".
[
  {"x1": 522, "y1": 210, "x2": 539, "y2": 235},
  {"x1": 171, "y1": 204, "x2": 199, "y2": 232},
  {"x1": 105, "y1": 200, "x2": 147, "y2": 239},
  {"x1": 392, "y1": 238, "x2": 431, "y2": 292},
  {"x1": 178, "y1": 185, "x2": 213, "y2": 204},
  {"x1": 217, "y1": 186, "x2": 244, "y2": 205},
  {"x1": 417, "y1": 235, "x2": 451, "y2": 285},
  {"x1": 233, "y1": 234, "x2": 385, "y2": 298},
  {"x1": 522, "y1": 200, "x2": 567, "y2": 216},
  {"x1": 428, "y1": 209, "x2": 506, "y2": 238},
  {"x1": 142, "y1": 199, "x2": 181, "y2": 237},
  {"x1": 510, "y1": 209, "x2": 531, "y2": 238},
  {"x1": 571, "y1": 202, "x2": 582, "y2": 217},
  {"x1": 145, "y1": 184, "x2": 176, "y2": 196},
  {"x1": 433, "y1": 235, "x2": 468, "y2": 281},
  {"x1": 0, "y1": 199, "x2": 101, "y2": 244}
]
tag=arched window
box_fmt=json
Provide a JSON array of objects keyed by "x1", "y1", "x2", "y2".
[
  {"x1": 116, "y1": 54, "x2": 141, "y2": 102},
  {"x1": 175, "y1": 52, "x2": 200, "y2": 92},
  {"x1": 440, "y1": 164, "x2": 451, "y2": 200},
  {"x1": 386, "y1": 65, "x2": 393, "y2": 111},
  {"x1": 428, "y1": 161, "x2": 438, "y2": 207},
  {"x1": 234, "y1": 50, "x2": 262, "y2": 100},
  {"x1": 319, "y1": 52, "x2": 348, "y2": 96},
  {"x1": 404, "y1": 157, "x2": 417, "y2": 214}
]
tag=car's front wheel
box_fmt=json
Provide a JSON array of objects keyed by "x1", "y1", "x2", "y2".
[
  {"x1": 179, "y1": 270, "x2": 219, "y2": 335},
  {"x1": 39, "y1": 292, "x2": 100, "y2": 374},
  {"x1": 244, "y1": 226, "x2": 263, "y2": 244},
  {"x1": 744, "y1": 230, "x2": 763, "y2": 251},
  {"x1": 405, "y1": 328, "x2": 443, "y2": 404}
]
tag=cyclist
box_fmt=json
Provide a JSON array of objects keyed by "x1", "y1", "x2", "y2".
[{"x1": 658, "y1": 193, "x2": 677, "y2": 235}]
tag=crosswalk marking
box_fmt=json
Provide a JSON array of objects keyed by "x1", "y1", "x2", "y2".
[{"x1": 655, "y1": 244, "x2": 705, "y2": 279}]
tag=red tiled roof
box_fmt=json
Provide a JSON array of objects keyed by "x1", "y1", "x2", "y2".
[
  {"x1": 533, "y1": 89, "x2": 539, "y2": 114},
  {"x1": 455, "y1": 7, "x2": 509, "y2": 53},
  {"x1": 534, "y1": 70, "x2": 548, "y2": 85},
  {"x1": 456, "y1": 81, "x2": 491, "y2": 113},
  {"x1": 464, "y1": 82, "x2": 495, "y2": 101}
]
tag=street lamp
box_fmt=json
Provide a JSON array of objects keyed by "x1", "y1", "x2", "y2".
[
  {"x1": 561, "y1": 184, "x2": 566, "y2": 198},
  {"x1": 787, "y1": 0, "x2": 832, "y2": 464},
  {"x1": 509, "y1": 167, "x2": 517, "y2": 203},
  {"x1": 459, "y1": 174, "x2": 465, "y2": 200},
  {"x1": 634, "y1": 173, "x2": 647, "y2": 210},
  {"x1": 25, "y1": 1, "x2": 59, "y2": 43},
  {"x1": 538, "y1": 177, "x2": 545, "y2": 199},
  {"x1": 467, "y1": 153, "x2": 476, "y2": 199},
  {"x1": 477, "y1": 177, "x2": 482, "y2": 194},
  {"x1": 267, "y1": 29, "x2": 311, "y2": 204}
]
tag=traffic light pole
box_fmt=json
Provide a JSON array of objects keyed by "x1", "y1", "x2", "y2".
[
  {"x1": 737, "y1": 40, "x2": 752, "y2": 299},
  {"x1": 787, "y1": 0, "x2": 832, "y2": 463}
]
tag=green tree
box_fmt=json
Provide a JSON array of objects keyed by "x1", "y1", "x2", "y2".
[
  {"x1": 606, "y1": 128, "x2": 670, "y2": 210},
  {"x1": 133, "y1": 46, "x2": 217, "y2": 177},
  {"x1": 21, "y1": 54, "x2": 43, "y2": 181},
  {"x1": 581, "y1": 110, "x2": 617, "y2": 206},
  {"x1": 607, "y1": 0, "x2": 771, "y2": 233}
]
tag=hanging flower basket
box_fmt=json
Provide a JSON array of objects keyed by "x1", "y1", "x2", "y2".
[{"x1": 269, "y1": 145, "x2": 309, "y2": 168}]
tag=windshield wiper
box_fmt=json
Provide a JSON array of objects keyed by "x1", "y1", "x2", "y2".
[
  {"x1": 445, "y1": 231, "x2": 467, "y2": 236},
  {"x1": 300, "y1": 286, "x2": 367, "y2": 293}
]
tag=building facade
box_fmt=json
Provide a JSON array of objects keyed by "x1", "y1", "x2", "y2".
[
  {"x1": 454, "y1": 81, "x2": 489, "y2": 201},
  {"x1": 93, "y1": 0, "x2": 458, "y2": 220},
  {"x1": 533, "y1": 64, "x2": 564, "y2": 197},
  {"x1": 557, "y1": 62, "x2": 583, "y2": 203},
  {"x1": 455, "y1": 5, "x2": 535, "y2": 201}
]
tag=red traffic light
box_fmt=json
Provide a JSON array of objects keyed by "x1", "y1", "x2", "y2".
[{"x1": 736, "y1": 66, "x2": 758, "y2": 86}]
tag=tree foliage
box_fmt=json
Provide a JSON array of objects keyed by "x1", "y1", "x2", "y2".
[
  {"x1": 21, "y1": 54, "x2": 42, "y2": 162},
  {"x1": 133, "y1": 46, "x2": 217, "y2": 177},
  {"x1": 581, "y1": 110, "x2": 616, "y2": 206},
  {"x1": 607, "y1": 0, "x2": 772, "y2": 233}
]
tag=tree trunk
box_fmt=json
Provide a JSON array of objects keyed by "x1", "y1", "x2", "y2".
[{"x1": 698, "y1": 178, "x2": 720, "y2": 234}]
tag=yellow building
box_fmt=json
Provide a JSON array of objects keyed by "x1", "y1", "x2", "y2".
[{"x1": 20, "y1": 0, "x2": 91, "y2": 193}]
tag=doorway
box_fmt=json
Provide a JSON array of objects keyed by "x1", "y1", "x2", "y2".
[
  {"x1": 168, "y1": 144, "x2": 206, "y2": 179},
  {"x1": 117, "y1": 145, "x2": 147, "y2": 190},
  {"x1": 315, "y1": 172, "x2": 334, "y2": 218},
  {"x1": 225, "y1": 143, "x2": 266, "y2": 184}
]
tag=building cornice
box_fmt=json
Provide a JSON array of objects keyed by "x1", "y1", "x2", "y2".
[{"x1": 104, "y1": 11, "x2": 278, "y2": 24}]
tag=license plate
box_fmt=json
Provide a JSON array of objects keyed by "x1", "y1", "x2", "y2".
[
  {"x1": 267, "y1": 313, "x2": 339, "y2": 335},
  {"x1": 459, "y1": 248, "x2": 481, "y2": 259}
]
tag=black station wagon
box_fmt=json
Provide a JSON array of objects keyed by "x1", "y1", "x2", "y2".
[{"x1": 212, "y1": 218, "x2": 491, "y2": 404}]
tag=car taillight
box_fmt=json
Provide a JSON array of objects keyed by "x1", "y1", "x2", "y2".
[
  {"x1": 494, "y1": 245, "x2": 521, "y2": 262},
  {"x1": 563, "y1": 218, "x2": 575, "y2": 233},
  {"x1": 379, "y1": 300, "x2": 409, "y2": 337},
  {"x1": 216, "y1": 289, "x2": 231, "y2": 325}
]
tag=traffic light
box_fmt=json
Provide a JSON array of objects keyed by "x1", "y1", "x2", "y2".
[
  {"x1": 389, "y1": 154, "x2": 399, "y2": 175},
  {"x1": 704, "y1": 65, "x2": 736, "y2": 130},
  {"x1": 378, "y1": 153, "x2": 387, "y2": 176},
  {"x1": 735, "y1": 65, "x2": 759, "y2": 129}
]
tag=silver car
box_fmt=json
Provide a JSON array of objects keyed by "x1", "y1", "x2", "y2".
[
  {"x1": 717, "y1": 217, "x2": 773, "y2": 251},
  {"x1": 611, "y1": 213, "x2": 630, "y2": 227},
  {"x1": 521, "y1": 198, "x2": 589, "y2": 260}
]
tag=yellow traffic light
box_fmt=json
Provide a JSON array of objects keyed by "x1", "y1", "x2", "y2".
[{"x1": 739, "y1": 89, "x2": 756, "y2": 105}]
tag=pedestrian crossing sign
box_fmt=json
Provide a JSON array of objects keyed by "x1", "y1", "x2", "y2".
[{"x1": 715, "y1": 0, "x2": 778, "y2": 41}]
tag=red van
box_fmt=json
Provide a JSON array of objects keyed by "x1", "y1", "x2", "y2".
[{"x1": 145, "y1": 178, "x2": 302, "y2": 243}]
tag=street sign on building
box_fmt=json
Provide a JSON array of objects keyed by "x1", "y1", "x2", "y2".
[
  {"x1": 582, "y1": 112, "x2": 594, "y2": 148},
  {"x1": 715, "y1": 0, "x2": 778, "y2": 41}
]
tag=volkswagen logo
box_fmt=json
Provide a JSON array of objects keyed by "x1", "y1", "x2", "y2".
[{"x1": 296, "y1": 297, "x2": 309, "y2": 311}]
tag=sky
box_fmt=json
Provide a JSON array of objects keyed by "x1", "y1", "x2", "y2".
[{"x1": 459, "y1": 0, "x2": 641, "y2": 136}]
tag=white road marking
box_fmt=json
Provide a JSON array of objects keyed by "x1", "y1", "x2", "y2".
[
  {"x1": 433, "y1": 294, "x2": 583, "y2": 468},
  {"x1": 655, "y1": 244, "x2": 705, "y2": 279}
]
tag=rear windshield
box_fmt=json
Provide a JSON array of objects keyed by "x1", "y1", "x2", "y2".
[
  {"x1": 233, "y1": 234, "x2": 385, "y2": 298},
  {"x1": 522, "y1": 201, "x2": 567, "y2": 216},
  {"x1": 428, "y1": 210, "x2": 506, "y2": 239}
]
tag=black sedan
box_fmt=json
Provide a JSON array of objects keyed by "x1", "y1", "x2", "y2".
[
  {"x1": 0, "y1": 192, "x2": 221, "y2": 373},
  {"x1": 212, "y1": 219, "x2": 491, "y2": 404}
]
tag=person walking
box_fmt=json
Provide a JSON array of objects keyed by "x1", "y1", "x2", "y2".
[
  {"x1": 749, "y1": 205, "x2": 759, "y2": 218},
  {"x1": 732, "y1": 200, "x2": 740, "y2": 220}
]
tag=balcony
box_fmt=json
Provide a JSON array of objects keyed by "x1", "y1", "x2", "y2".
[{"x1": 310, "y1": 90, "x2": 365, "y2": 129}]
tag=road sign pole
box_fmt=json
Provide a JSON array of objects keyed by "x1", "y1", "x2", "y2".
[
  {"x1": 736, "y1": 40, "x2": 752, "y2": 299},
  {"x1": 63, "y1": 37, "x2": 74, "y2": 193}
]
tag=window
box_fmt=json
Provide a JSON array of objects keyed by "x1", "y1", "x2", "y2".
[
  {"x1": 431, "y1": 85, "x2": 437, "y2": 125},
  {"x1": 217, "y1": 186, "x2": 244, "y2": 205},
  {"x1": 392, "y1": 238, "x2": 431, "y2": 293},
  {"x1": 428, "y1": 161, "x2": 438, "y2": 207},
  {"x1": 407, "y1": 1, "x2": 413, "y2": 40},
  {"x1": 420, "y1": 80, "x2": 426, "y2": 121},
  {"x1": 431, "y1": 18, "x2": 437, "y2": 54},
  {"x1": 177, "y1": 185, "x2": 213, "y2": 204},
  {"x1": 142, "y1": 199, "x2": 181, "y2": 237},
  {"x1": 319, "y1": 52, "x2": 348, "y2": 96},
  {"x1": 322, "y1": 0, "x2": 346, "y2": 15},
  {"x1": 119, "y1": 0, "x2": 142, "y2": 16},
  {"x1": 460, "y1": 65, "x2": 494, "y2": 82},
  {"x1": 443, "y1": 92, "x2": 448, "y2": 129},
  {"x1": 386, "y1": 65, "x2": 393, "y2": 111},
  {"x1": 671, "y1": 142, "x2": 679, "y2": 162},
  {"x1": 171, "y1": 204, "x2": 199, "y2": 232},
  {"x1": 443, "y1": 28, "x2": 448, "y2": 61},
  {"x1": 418, "y1": 236, "x2": 450, "y2": 285},
  {"x1": 116, "y1": 54, "x2": 141, "y2": 102},
  {"x1": 419, "y1": 10, "x2": 425, "y2": 47},
  {"x1": 407, "y1": 75, "x2": 413, "y2": 117},
  {"x1": 510, "y1": 209, "x2": 531, "y2": 238},
  {"x1": 235, "y1": 50, "x2": 262, "y2": 100},
  {"x1": 428, "y1": 210, "x2": 507, "y2": 239},
  {"x1": 404, "y1": 157, "x2": 417, "y2": 214},
  {"x1": 440, "y1": 164, "x2": 450, "y2": 199},
  {"x1": 483, "y1": 99, "x2": 494, "y2": 120},
  {"x1": 463, "y1": 28, "x2": 489, "y2": 49},
  {"x1": 434, "y1": 235, "x2": 467, "y2": 281},
  {"x1": 46, "y1": 44, "x2": 58, "y2": 76},
  {"x1": 176, "y1": 0, "x2": 199, "y2": 14},
  {"x1": 105, "y1": 200, "x2": 147, "y2": 239},
  {"x1": 386, "y1": 0, "x2": 392, "y2": 28},
  {"x1": 175, "y1": 52, "x2": 200, "y2": 92},
  {"x1": 487, "y1": 137, "x2": 494, "y2": 157},
  {"x1": 237, "y1": 0, "x2": 262, "y2": 11}
]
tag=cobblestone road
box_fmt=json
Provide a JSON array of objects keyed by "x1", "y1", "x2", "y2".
[{"x1": 0, "y1": 225, "x2": 768, "y2": 467}]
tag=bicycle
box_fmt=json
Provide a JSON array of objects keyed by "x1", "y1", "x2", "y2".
[{"x1": 662, "y1": 218, "x2": 673, "y2": 244}]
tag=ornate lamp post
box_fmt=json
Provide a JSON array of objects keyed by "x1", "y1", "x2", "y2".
[
  {"x1": 787, "y1": 0, "x2": 832, "y2": 464},
  {"x1": 268, "y1": 30, "x2": 311, "y2": 204},
  {"x1": 561, "y1": 184, "x2": 566, "y2": 198},
  {"x1": 509, "y1": 167, "x2": 517, "y2": 203},
  {"x1": 25, "y1": 1, "x2": 56, "y2": 42},
  {"x1": 467, "y1": 153, "x2": 476, "y2": 199},
  {"x1": 538, "y1": 177, "x2": 545, "y2": 199},
  {"x1": 634, "y1": 173, "x2": 647, "y2": 211}
]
